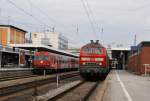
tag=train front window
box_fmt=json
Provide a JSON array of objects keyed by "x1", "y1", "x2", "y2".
[
  {"x1": 34, "y1": 56, "x2": 43, "y2": 60},
  {"x1": 43, "y1": 56, "x2": 49, "y2": 60},
  {"x1": 34, "y1": 56, "x2": 49, "y2": 60},
  {"x1": 82, "y1": 47, "x2": 102, "y2": 54}
]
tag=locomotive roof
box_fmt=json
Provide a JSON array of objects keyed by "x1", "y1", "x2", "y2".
[{"x1": 82, "y1": 43, "x2": 104, "y2": 49}]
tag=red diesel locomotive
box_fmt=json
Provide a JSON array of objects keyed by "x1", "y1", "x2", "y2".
[
  {"x1": 79, "y1": 40, "x2": 110, "y2": 80},
  {"x1": 33, "y1": 51, "x2": 79, "y2": 74}
]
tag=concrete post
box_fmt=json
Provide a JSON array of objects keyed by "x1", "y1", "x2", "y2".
[
  {"x1": 56, "y1": 74, "x2": 59, "y2": 88},
  {"x1": 123, "y1": 53, "x2": 125, "y2": 70}
]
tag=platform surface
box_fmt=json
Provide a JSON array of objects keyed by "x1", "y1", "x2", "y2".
[
  {"x1": 0, "y1": 68, "x2": 33, "y2": 71},
  {"x1": 103, "y1": 70, "x2": 150, "y2": 101}
]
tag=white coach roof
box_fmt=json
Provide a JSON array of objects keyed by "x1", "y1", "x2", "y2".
[
  {"x1": 108, "y1": 47, "x2": 130, "y2": 51},
  {"x1": 9, "y1": 44, "x2": 79, "y2": 57}
]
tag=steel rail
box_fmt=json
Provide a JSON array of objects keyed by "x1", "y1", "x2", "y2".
[
  {"x1": 0, "y1": 75, "x2": 38, "y2": 82},
  {"x1": 0, "y1": 72, "x2": 79, "y2": 97},
  {"x1": 48, "y1": 81, "x2": 99, "y2": 101}
]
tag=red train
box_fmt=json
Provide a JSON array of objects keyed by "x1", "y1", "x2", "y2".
[
  {"x1": 79, "y1": 40, "x2": 110, "y2": 80},
  {"x1": 33, "y1": 51, "x2": 79, "y2": 74}
]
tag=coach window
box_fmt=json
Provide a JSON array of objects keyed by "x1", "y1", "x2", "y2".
[{"x1": 65, "y1": 60, "x2": 67, "y2": 64}]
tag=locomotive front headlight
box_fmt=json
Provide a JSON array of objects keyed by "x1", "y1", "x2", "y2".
[
  {"x1": 99, "y1": 62, "x2": 102, "y2": 65},
  {"x1": 95, "y1": 58, "x2": 104, "y2": 61},
  {"x1": 81, "y1": 58, "x2": 90, "y2": 61},
  {"x1": 40, "y1": 61, "x2": 43, "y2": 64},
  {"x1": 82, "y1": 62, "x2": 86, "y2": 65}
]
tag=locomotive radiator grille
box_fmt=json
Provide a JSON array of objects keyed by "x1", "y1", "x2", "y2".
[{"x1": 85, "y1": 62, "x2": 99, "y2": 66}]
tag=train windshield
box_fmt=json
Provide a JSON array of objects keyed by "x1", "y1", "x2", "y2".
[
  {"x1": 82, "y1": 47, "x2": 102, "y2": 54},
  {"x1": 34, "y1": 56, "x2": 49, "y2": 60}
]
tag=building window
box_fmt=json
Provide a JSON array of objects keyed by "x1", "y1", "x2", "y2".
[
  {"x1": 34, "y1": 34, "x2": 37, "y2": 38},
  {"x1": 0, "y1": 32, "x2": 1, "y2": 44}
]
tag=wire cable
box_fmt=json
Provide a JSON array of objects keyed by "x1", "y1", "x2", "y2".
[
  {"x1": 7, "y1": 0, "x2": 51, "y2": 28},
  {"x1": 81, "y1": 0, "x2": 99, "y2": 39}
]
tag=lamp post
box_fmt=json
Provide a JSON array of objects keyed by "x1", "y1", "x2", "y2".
[{"x1": 120, "y1": 51, "x2": 125, "y2": 70}]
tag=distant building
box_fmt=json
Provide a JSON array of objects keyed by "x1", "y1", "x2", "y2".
[
  {"x1": 32, "y1": 32, "x2": 51, "y2": 46},
  {"x1": 65, "y1": 48, "x2": 80, "y2": 55},
  {"x1": 32, "y1": 32, "x2": 68, "y2": 49},
  {"x1": 0, "y1": 25, "x2": 26, "y2": 46}
]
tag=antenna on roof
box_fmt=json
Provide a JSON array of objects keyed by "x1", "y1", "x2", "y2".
[
  {"x1": 96, "y1": 40, "x2": 99, "y2": 44},
  {"x1": 90, "y1": 40, "x2": 94, "y2": 44},
  {"x1": 134, "y1": 34, "x2": 137, "y2": 46}
]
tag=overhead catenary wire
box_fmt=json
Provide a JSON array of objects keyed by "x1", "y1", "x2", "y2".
[
  {"x1": 6, "y1": 0, "x2": 82, "y2": 47},
  {"x1": 27, "y1": 0, "x2": 84, "y2": 45},
  {"x1": 27, "y1": 0, "x2": 58, "y2": 26},
  {"x1": 7, "y1": 0, "x2": 51, "y2": 29},
  {"x1": 80, "y1": 0, "x2": 98, "y2": 39},
  {"x1": 84, "y1": 0, "x2": 97, "y2": 28},
  {"x1": 27, "y1": 0, "x2": 81, "y2": 33},
  {"x1": 82, "y1": 0, "x2": 105, "y2": 44}
]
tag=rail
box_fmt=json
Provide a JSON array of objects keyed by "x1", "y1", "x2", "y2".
[
  {"x1": 46, "y1": 81, "x2": 99, "y2": 101},
  {"x1": 0, "y1": 71, "x2": 79, "y2": 97}
]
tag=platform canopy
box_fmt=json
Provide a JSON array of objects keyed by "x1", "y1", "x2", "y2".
[
  {"x1": 9, "y1": 44, "x2": 79, "y2": 58},
  {"x1": 108, "y1": 47, "x2": 130, "y2": 51}
]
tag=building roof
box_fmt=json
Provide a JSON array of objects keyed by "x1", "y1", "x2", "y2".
[
  {"x1": 9, "y1": 44, "x2": 79, "y2": 58},
  {"x1": 0, "y1": 25, "x2": 27, "y2": 33},
  {"x1": 138, "y1": 41, "x2": 150, "y2": 47}
]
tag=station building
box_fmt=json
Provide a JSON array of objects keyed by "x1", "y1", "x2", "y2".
[
  {"x1": 127, "y1": 41, "x2": 150, "y2": 75},
  {"x1": 0, "y1": 25, "x2": 26, "y2": 46},
  {"x1": 0, "y1": 25, "x2": 34, "y2": 68}
]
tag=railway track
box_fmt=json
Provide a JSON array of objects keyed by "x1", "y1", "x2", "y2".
[
  {"x1": 0, "y1": 74, "x2": 38, "y2": 82},
  {"x1": 0, "y1": 71, "x2": 79, "y2": 98},
  {"x1": 49, "y1": 81, "x2": 99, "y2": 101}
]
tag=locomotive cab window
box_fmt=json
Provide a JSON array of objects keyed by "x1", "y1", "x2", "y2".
[
  {"x1": 82, "y1": 47, "x2": 102, "y2": 54},
  {"x1": 34, "y1": 56, "x2": 43, "y2": 60},
  {"x1": 43, "y1": 56, "x2": 49, "y2": 60},
  {"x1": 34, "y1": 56, "x2": 49, "y2": 60}
]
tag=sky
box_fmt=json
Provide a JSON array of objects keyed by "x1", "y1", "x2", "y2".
[{"x1": 0, "y1": 0, "x2": 150, "y2": 48}]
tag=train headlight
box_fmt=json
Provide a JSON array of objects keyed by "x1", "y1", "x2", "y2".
[
  {"x1": 81, "y1": 58, "x2": 90, "y2": 61},
  {"x1": 82, "y1": 62, "x2": 86, "y2": 65},
  {"x1": 95, "y1": 58, "x2": 104, "y2": 61},
  {"x1": 40, "y1": 61, "x2": 43, "y2": 64},
  {"x1": 99, "y1": 63, "x2": 102, "y2": 65}
]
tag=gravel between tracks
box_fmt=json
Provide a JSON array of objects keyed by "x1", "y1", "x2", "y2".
[
  {"x1": 35, "y1": 80, "x2": 82, "y2": 101},
  {"x1": 0, "y1": 72, "x2": 80, "y2": 101},
  {"x1": 50, "y1": 81, "x2": 99, "y2": 101}
]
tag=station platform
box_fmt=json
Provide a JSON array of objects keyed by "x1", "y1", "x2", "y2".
[
  {"x1": 0, "y1": 68, "x2": 33, "y2": 78},
  {"x1": 103, "y1": 70, "x2": 150, "y2": 101},
  {"x1": 0, "y1": 68, "x2": 33, "y2": 71}
]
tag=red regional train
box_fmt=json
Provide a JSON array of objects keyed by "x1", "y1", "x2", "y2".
[
  {"x1": 33, "y1": 51, "x2": 79, "y2": 74},
  {"x1": 79, "y1": 40, "x2": 110, "y2": 80}
]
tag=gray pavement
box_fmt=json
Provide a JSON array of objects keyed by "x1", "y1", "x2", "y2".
[{"x1": 103, "y1": 70, "x2": 150, "y2": 101}]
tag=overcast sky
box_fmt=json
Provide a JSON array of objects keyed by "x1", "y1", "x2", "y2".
[{"x1": 0, "y1": 0, "x2": 150, "y2": 48}]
